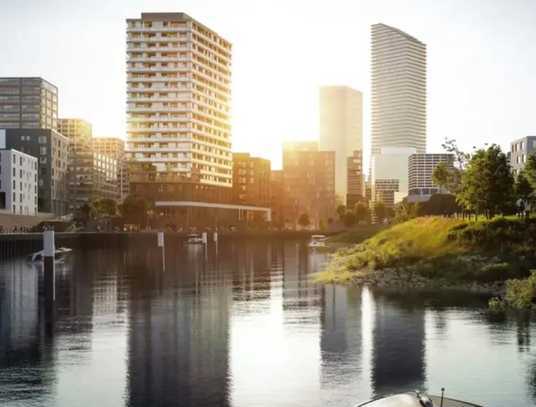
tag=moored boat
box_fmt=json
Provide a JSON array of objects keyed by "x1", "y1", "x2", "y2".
[
  {"x1": 28, "y1": 247, "x2": 72, "y2": 263},
  {"x1": 356, "y1": 391, "x2": 484, "y2": 407},
  {"x1": 308, "y1": 234, "x2": 327, "y2": 248},
  {"x1": 186, "y1": 233, "x2": 204, "y2": 245}
]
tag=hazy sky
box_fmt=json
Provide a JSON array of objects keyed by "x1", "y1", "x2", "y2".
[{"x1": 1, "y1": 0, "x2": 535, "y2": 169}]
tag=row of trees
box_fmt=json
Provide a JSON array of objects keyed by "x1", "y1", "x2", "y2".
[
  {"x1": 77, "y1": 195, "x2": 153, "y2": 227},
  {"x1": 428, "y1": 139, "x2": 536, "y2": 218},
  {"x1": 336, "y1": 201, "x2": 395, "y2": 227}
]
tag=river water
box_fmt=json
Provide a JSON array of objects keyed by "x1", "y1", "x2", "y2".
[{"x1": 0, "y1": 238, "x2": 535, "y2": 407}]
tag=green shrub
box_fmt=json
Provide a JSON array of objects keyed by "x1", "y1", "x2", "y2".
[{"x1": 504, "y1": 271, "x2": 536, "y2": 309}]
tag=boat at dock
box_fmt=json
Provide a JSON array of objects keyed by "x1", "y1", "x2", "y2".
[
  {"x1": 356, "y1": 391, "x2": 483, "y2": 407},
  {"x1": 28, "y1": 247, "x2": 73, "y2": 263},
  {"x1": 308, "y1": 234, "x2": 327, "y2": 249},
  {"x1": 186, "y1": 233, "x2": 204, "y2": 245}
]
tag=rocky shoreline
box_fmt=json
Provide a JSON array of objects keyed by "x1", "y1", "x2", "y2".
[{"x1": 347, "y1": 267, "x2": 506, "y2": 296}]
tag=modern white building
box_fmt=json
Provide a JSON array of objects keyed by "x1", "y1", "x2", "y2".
[
  {"x1": 319, "y1": 86, "x2": 363, "y2": 200},
  {"x1": 126, "y1": 12, "x2": 233, "y2": 187},
  {"x1": 408, "y1": 153, "x2": 454, "y2": 202},
  {"x1": 371, "y1": 23, "x2": 427, "y2": 155},
  {"x1": 0, "y1": 149, "x2": 38, "y2": 215}
]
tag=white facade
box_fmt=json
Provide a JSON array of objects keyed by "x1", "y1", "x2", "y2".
[
  {"x1": 371, "y1": 147, "x2": 416, "y2": 203},
  {"x1": 319, "y1": 86, "x2": 363, "y2": 198},
  {"x1": 126, "y1": 12, "x2": 233, "y2": 187},
  {"x1": 371, "y1": 23, "x2": 427, "y2": 155},
  {"x1": 0, "y1": 149, "x2": 38, "y2": 215}
]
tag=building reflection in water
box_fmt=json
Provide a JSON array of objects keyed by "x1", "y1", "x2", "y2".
[
  {"x1": 125, "y1": 243, "x2": 232, "y2": 407},
  {"x1": 0, "y1": 258, "x2": 55, "y2": 404},
  {"x1": 370, "y1": 290, "x2": 426, "y2": 397}
]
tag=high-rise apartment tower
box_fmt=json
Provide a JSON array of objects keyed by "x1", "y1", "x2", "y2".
[
  {"x1": 126, "y1": 13, "x2": 232, "y2": 186},
  {"x1": 371, "y1": 24, "x2": 426, "y2": 154}
]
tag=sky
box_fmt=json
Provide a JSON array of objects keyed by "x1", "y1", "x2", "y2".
[{"x1": 1, "y1": 0, "x2": 535, "y2": 169}]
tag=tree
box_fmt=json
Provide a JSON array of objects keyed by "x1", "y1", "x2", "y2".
[
  {"x1": 342, "y1": 211, "x2": 357, "y2": 227},
  {"x1": 439, "y1": 138, "x2": 470, "y2": 194},
  {"x1": 92, "y1": 198, "x2": 118, "y2": 218},
  {"x1": 457, "y1": 145, "x2": 515, "y2": 218},
  {"x1": 298, "y1": 213, "x2": 310, "y2": 229},
  {"x1": 374, "y1": 201, "x2": 387, "y2": 223},
  {"x1": 432, "y1": 162, "x2": 450, "y2": 192},
  {"x1": 336, "y1": 205, "x2": 346, "y2": 222},
  {"x1": 525, "y1": 153, "x2": 536, "y2": 190},
  {"x1": 119, "y1": 195, "x2": 153, "y2": 227},
  {"x1": 354, "y1": 202, "x2": 369, "y2": 224},
  {"x1": 394, "y1": 200, "x2": 420, "y2": 223},
  {"x1": 515, "y1": 171, "x2": 534, "y2": 218}
]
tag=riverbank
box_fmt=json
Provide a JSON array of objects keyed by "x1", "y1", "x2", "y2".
[{"x1": 315, "y1": 216, "x2": 536, "y2": 295}]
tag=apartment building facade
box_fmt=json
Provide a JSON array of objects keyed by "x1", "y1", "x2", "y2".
[
  {"x1": 0, "y1": 149, "x2": 38, "y2": 215},
  {"x1": 510, "y1": 136, "x2": 536, "y2": 176},
  {"x1": 92, "y1": 137, "x2": 129, "y2": 201},
  {"x1": 0, "y1": 128, "x2": 69, "y2": 215},
  {"x1": 282, "y1": 141, "x2": 335, "y2": 229},
  {"x1": 126, "y1": 12, "x2": 232, "y2": 187},
  {"x1": 0, "y1": 77, "x2": 58, "y2": 130},
  {"x1": 232, "y1": 153, "x2": 271, "y2": 208}
]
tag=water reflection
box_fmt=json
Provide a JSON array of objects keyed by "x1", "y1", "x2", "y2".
[{"x1": 1, "y1": 239, "x2": 536, "y2": 407}]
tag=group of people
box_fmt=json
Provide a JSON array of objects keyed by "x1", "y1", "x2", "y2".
[{"x1": 0, "y1": 225, "x2": 33, "y2": 233}]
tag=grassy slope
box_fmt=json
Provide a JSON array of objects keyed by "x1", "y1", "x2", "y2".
[
  {"x1": 316, "y1": 216, "x2": 536, "y2": 285},
  {"x1": 327, "y1": 224, "x2": 387, "y2": 244}
]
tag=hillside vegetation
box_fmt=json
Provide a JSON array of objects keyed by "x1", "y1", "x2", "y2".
[{"x1": 316, "y1": 216, "x2": 536, "y2": 287}]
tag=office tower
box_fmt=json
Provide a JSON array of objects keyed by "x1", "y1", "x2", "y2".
[
  {"x1": 58, "y1": 119, "x2": 119, "y2": 212},
  {"x1": 93, "y1": 137, "x2": 129, "y2": 201},
  {"x1": 126, "y1": 12, "x2": 232, "y2": 186},
  {"x1": 346, "y1": 150, "x2": 364, "y2": 209},
  {"x1": 408, "y1": 153, "x2": 454, "y2": 202},
  {"x1": 319, "y1": 86, "x2": 363, "y2": 199},
  {"x1": 0, "y1": 128, "x2": 69, "y2": 215},
  {"x1": 232, "y1": 153, "x2": 271, "y2": 208},
  {"x1": 0, "y1": 77, "x2": 58, "y2": 130},
  {"x1": 510, "y1": 136, "x2": 536, "y2": 176},
  {"x1": 282, "y1": 141, "x2": 335, "y2": 228},
  {"x1": 371, "y1": 24, "x2": 426, "y2": 154},
  {"x1": 0, "y1": 149, "x2": 38, "y2": 215}
]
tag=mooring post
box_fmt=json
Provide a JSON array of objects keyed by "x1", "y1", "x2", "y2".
[
  {"x1": 213, "y1": 231, "x2": 218, "y2": 254},
  {"x1": 157, "y1": 231, "x2": 165, "y2": 272},
  {"x1": 43, "y1": 230, "x2": 55, "y2": 309}
]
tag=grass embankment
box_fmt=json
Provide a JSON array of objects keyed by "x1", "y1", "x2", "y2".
[
  {"x1": 316, "y1": 216, "x2": 536, "y2": 290},
  {"x1": 327, "y1": 224, "x2": 387, "y2": 244}
]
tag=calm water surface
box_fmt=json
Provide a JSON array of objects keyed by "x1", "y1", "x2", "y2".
[{"x1": 0, "y1": 239, "x2": 535, "y2": 407}]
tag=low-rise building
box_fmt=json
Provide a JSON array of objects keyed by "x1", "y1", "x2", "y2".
[
  {"x1": 282, "y1": 141, "x2": 335, "y2": 228},
  {"x1": 232, "y1": 153, "x2": 271, "y2": 208},
  {"x1": 408, "y1": 153, "x2": 455, "y2": 202},
  {"x1": 510, "y1": 136, "x2": 536, "y2": 176},
  {"x1": 0, "y1": 149, "x2": 38, "y2": 215},
  {"x1": 347, "y1": 150, "x2": 364, "y2": 209},
  {"x1": 0, "y1": 128, "x2": 69, "y2": 215},
  {"x1": 58, "y1": 119, "x2": 119, "y2": 212}
]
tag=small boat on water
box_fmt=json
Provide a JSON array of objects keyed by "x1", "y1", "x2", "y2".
[
  {"x1": 308, "y1": 234, "x2": 327, "y2": 249},
  {"x1": 356, "y1": 391, "x2": 484, "y2": 407},
  {"x1": 186, "y1": 233, "x2": 204, "y2": 245},
  {"x1": 29, "y1": 247, "x2": 73, "y2": 263}
]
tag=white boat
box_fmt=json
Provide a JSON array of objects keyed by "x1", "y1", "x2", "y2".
[
  {"x1": 308, "y1": 234, "x2": 327, "y2": 248},
  {"x1": 186, "y1": 234, "x2": 204, "y2": 245},
  {"x1": 356, "y1": 391, "x2": 483, "y2": 407},
  {"x1": 29, "y1": 247, "x2": 73, "y2": 263}
]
